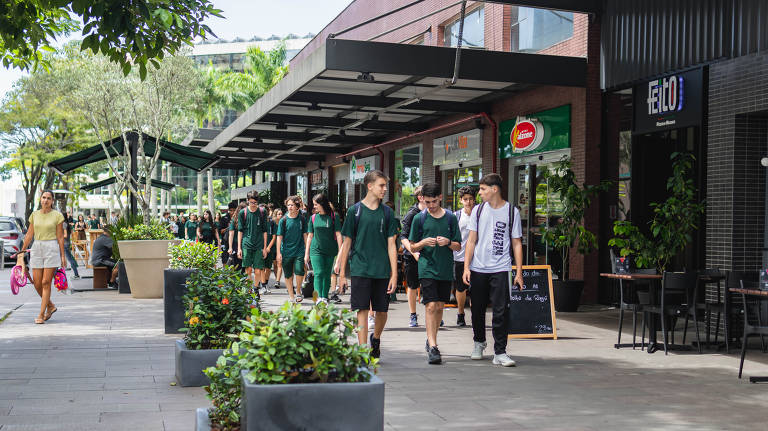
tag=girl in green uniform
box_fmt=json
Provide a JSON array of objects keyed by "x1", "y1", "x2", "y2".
[
  {"x1": 259, "y1": 208, "x2": 277, "y2": 294},
  {"x1": 270, "y1": 208, "x2": 284, "y2": 289},
  {"x1": 304, "y1": 193, "x2": 342, "y2": 304},
  {"x1": 276, "y1": 196, "x2": 308, "y2": 303},
  {"x1": 197, "y1": 210, "x2": 220, "y2": 246},
  {"x1": 185, "y1": 214, "x2": 198, "y2": 241}
]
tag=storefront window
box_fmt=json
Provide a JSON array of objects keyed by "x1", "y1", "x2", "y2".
[
  {"x1": 443, "y1": 7, "x2": 484, "y2": 48},
  {"x1": 394, "y1": 146, "x2": 421, "y2": 218},
  {"x1": 618, "y1": 131, "x2": 631, "y2": 220},
  {"x1": 511, "y1": 7, "x2": 574, "y2": 53},
  {"x1": 443, "y1": 166, "x2": 482, "y2": 211}
]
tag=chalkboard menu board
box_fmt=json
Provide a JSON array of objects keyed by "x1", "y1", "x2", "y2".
[{"x1": 507, "y1": 265, "x2": 557, "y2": 339}]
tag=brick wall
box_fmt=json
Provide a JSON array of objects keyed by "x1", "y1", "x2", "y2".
[{"x1": 707, "y1": 52, "x2": 768, "y2": 274}]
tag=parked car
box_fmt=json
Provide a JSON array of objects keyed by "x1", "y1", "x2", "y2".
[{"x1": 0, "y1": 216, "x2": 25, "y2": 261}]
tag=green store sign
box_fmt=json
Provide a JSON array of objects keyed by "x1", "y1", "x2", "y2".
[{"x1": 499, "y1": 104, "x2": 571, "y2": 159}]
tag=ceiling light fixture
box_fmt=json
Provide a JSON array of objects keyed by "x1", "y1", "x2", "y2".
[
  {"x1": 276, "y1": 123, "x2": 287, "y2": 130},
  {"x1": 339, "y1": 129, "x2": 346, "y2": 137},
  {"x1": 308, "y1": 102, "x2": 321, "y2": 111}
]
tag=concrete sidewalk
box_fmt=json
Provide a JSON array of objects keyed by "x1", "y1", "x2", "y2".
[{"x1": 1, "y1": 268, "x2": 768, "y2": 430}]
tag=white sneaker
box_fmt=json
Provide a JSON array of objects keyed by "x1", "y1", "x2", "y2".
[
  {"x1": 470, "y1": 341, "x2": 486, "y2": 360},
  {"x1": 492, "y1": 353, "x2": 517, "y2": 367},
  {"x1": 259, "y1": 287, "x2": 268, "y2": 295},
  {"x1": 368, "y1": 316, "x2": 375, "y2": 330}
]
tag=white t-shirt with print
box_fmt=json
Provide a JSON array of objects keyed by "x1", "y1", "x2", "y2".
[
  {"x1": 453, "y1": 208, "x2": 473, "y2": 262},
  {"x1": 467, "y1": 202, "x2": 522, "y2": 273}
]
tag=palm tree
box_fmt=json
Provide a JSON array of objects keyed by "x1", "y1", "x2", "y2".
[{"x1": 195, "y1": 41, "x2": 288, "y2": 127}]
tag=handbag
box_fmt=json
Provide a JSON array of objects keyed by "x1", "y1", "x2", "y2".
[
  {"x1": 54, "y1": 268, "x2": 69, "y2": 292},
  {"x1": 614, "y1": 255, "x2": 632, "y2": 274}
]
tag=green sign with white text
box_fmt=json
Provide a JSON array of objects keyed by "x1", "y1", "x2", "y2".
[{"x1": 499, "y1": 105, "x2": 571, "y2": 159}]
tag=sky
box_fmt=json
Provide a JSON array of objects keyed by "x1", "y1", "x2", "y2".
[{"x1": 0, "y1": 0, "x2": 353, "y2": 100}]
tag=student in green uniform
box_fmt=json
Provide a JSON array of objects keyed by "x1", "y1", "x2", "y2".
[
  {"x1": 259, "y1": 207, "x2": 277, "y2": 294},
  {"x1": 88, "y1": 214, "x2": 100, "y2": 230},
  {"x1": 304, "y1": 193, "x2": 342, "y2": 304},
  {"x1": 408, "y1": 183, "x2": 461, "y2": 365},
  {"x1": 270, "y1": 208, "x2": 284, "y2": 288},
  {"x1": 228, "y1": 202, "x2": 246, "y2": 271},
  {"x1": 276, "y1": 196, "x2": 308, "y2": 303},
  {"x1": 237, "y1": 191, "x2": 269, "y2": 294},
  {"x1": 337, "y1": 170, "x2": 398, "y2": 359},
  {"x1": 185, "y1": 214, "x2": 198, "y2": 241},
  {"x1": 197, "y1": 210, "x2": 220, "y2": 246}
]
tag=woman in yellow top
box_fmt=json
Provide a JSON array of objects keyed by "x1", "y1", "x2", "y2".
[{"x1": 20, "y1": 190, "x2": 66, "y2": 324}]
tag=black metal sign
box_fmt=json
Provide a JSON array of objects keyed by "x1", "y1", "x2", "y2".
[{"x1": 633, "y1": 68, "x2": 703, "y2": 134}]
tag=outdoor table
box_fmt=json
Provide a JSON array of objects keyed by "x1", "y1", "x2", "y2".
[
  {"x1": 729, "y1": 287, "x2": 768, "y2": 383},
  {"x1": 601, "y1": 273, "x2": 662, "y2": 351}
]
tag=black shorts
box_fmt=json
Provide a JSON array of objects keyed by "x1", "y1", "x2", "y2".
[
  {"x1": 404, "y1": 255, "x2": 420, "y2": 290},
  {"x1": 92, "y1": 259, "x2": 116, "y2": 272},
  {"x1": 350, "y1": 277, "x2": 390, "y2": 312},
  {"x1": 453, "y1": 261, "x2": 469, "y2": 292},
  {"x1": 420, "y1": 278, "x2": 452, "y2": 304}
]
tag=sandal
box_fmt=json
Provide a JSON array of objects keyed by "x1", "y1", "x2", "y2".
[
  {"x1": 44, "y1": 306, "x2": 57, "y2": 321},
  {"x1": 34, "y1": 318, "x2": 44, "y2": 324}
]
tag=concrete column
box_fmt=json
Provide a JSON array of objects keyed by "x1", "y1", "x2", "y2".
[
  {"x1": 196, "y1": 172, "x2": 204, "y2": 216},
  {"x1": 207, "y1": 169, "x2": 214, "y2": 214}
]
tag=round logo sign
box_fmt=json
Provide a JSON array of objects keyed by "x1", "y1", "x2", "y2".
[{"x1": 511, "y1": 119, "x2": 544, "y2": 153}]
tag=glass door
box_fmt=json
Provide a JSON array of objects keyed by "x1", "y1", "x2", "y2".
[{"x1": 443, "y1": 166, "x2": 482, "y2": 211}]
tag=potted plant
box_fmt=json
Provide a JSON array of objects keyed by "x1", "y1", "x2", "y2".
[
  {"x1": 199, "y1": 303, "x2": 382, "y2": 431},
  {"x1": 117, "y1": 222, "x2": 179, "y2": 298},
  {"x1": 542, "y1": 157, "x2": 611, "y2": 312},
  {"x1": 164, "y1": 241, "x2": 221, "y2": 334},
  {"x1": 105, "y1": 214, "x2": 143, "y2": 294},
  {"x1": 176, "y1": 266, "x2": 254, "y2": 388},
  {"x1": 609, "y1": 152, "x2": 705, "y2": 274}
]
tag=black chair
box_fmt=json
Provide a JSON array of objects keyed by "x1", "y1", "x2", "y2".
[
  {"x1": 615, "y1": 262, "x2": 654, "y2": 350},
  {"x1": 682, "y1": 269, "x2": 723, "y2": 353},
  {"x1": 737, "y1": 280, "x2": 768, "y2": 380},
  {"x1": 724, "y1": 271, "x2": 760, "y2": 353},
  {"x1": 643, "y1": 271, "x2": 697, "y2": 355}
]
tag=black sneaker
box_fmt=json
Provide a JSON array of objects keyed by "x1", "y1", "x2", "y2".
[
  {"x1": 457, "y1": 314, "x2": 466, "y2": 327},
  {"x1": 427, "y1": 346, "x2": 442, "y2": 364},
  {"x1": 330, "y1": 293, "x2": 342, "y2": 304},
  {"x1": 369, "y1": 334, "x2": 381, "y2": 358}
]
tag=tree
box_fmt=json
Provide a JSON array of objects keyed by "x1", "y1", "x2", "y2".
[
  {"x1": 57, "y1": 44, "x2": 202, "y2": 223},
  {"x1": 195, "y1": 42, "x2": 288, "y2": 126},
  {"x1": 0, "y1": 0, "x2": 222, "y2": 76},
  {"x1": 0, "y1": 67, "x2": 94, "y2": 220}
]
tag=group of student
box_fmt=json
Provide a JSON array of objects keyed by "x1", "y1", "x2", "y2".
[
  {"x1": 190, "y1": 169, "x2": 523, "y2": 367},
  {"x1": 217, "y1": 192, "x2": 345, "y2": 306},
  {"x1": 334, "y1": 169, "x2": 523, "y2": 366}
]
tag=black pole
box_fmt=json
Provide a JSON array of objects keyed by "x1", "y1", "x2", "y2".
[{"x1": 130, "y1": 135, "x2": 138, "y2": 218}]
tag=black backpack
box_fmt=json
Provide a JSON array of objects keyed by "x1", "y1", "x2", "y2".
[
  {"x1": 351, "y1": 201, "x2": 393, "y2": 242},
  {"x1": 475, "y1": 202, "x2": 516, "y2": 260}
]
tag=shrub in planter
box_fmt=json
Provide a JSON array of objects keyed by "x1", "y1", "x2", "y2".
[
  {"x1": 118, "y1": 222, "x2": 178, "y2": 298},
  {"x1": 203, "y1": 303, "x2": 379, "y2": 430},
  {"x1": 176, "y1": 266, "x2": 255, "y2": 387},
  {"x1": 119, "y1": 222, "x2": 176, "y2": 241},
  {"x1": 165, "y1": 241, "x2": 221, "y2": 334},
  {"x1": 181, "y1": 267, "x2": 256, "y2": 350}
]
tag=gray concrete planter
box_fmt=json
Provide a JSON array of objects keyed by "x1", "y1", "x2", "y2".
[
  {"x1": 240, "y1": 370, "x2": 384, "y2": 431},
  {"x1": 117, "y1": 261, "x2": 131, "y2": 294},
  {"x1": 174, "y1": 340, "x2": 224, "y2": 387},
  {"x1": 164, "y1": 268, "x2": 196, "y2": 334},
  {"x1": 195, "y1": 407, "x2": 211, "y2": 431}
]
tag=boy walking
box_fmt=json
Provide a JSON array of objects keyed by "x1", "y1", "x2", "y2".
[
  {"x1": 399, "y1": 186, "x2": 425, "y2": 327},
  {"x1": 408, "y1": 183, "x2": 461, "y2": 364},
  {"x1": 237, "y1": 192, "x2": 269, "y2": 296},
  {"x1": 453, "y1": 186, "x2": 476, "y2": 327},
  {"x1": 337, "y1": 170, "x2": 398, "y2": 358},
  {"x1": 462, "y1": 173, "x2": 523, "y2": 367},
  {"x1": 276, "y1": 196, "x2": 308, "y2": 303}
]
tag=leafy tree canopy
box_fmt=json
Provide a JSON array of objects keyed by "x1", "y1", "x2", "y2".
[{"x1": 0, "y1": 0, "x2": 222, "y2": 78}]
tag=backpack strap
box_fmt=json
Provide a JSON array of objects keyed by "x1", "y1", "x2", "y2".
[
  {"x1": 508, "y1": 203, "x2": 515, "y2": 261},
  {"x1": 416, "y1": 208, "x2": 428, "y2": 240}
]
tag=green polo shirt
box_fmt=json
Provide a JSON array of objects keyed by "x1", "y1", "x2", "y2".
[
  {"x1": 340, "y1": 203, "x2": 398, "y2": 279},
  {"x1": 237, "y1": 208, "x2": 267, "y2": 251},
  {"x1": 309, "y1": 213, "x2": 341, "y2": 257},
  {"x1": 409, "y1": 210, "x2": 461, "y2": 281},
  {"x1": 276, "y1": 214, "x2": 307, "y2": 257},
  {"x1": 185, "y1": 221, "x2": 198, "y2": 240},
  {"x1": 198, "y1": 221, "x2": 215, "y2": 242}
]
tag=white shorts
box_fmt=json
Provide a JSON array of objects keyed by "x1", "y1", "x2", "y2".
[{"x1": 30, "y1": 240, "x2": 61, "y2": 269}]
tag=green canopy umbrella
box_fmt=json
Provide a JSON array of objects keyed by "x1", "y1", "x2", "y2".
[
  {"x1": 49, "y1": 131, "x2": 219, "y2": 174},
  {"x1": 80, "y1": 176, "x2": 176, "y2": 192}
]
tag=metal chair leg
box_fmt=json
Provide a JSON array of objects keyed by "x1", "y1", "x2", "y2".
[
  {"x1": 617, "y1": 307, "x2": 625, "y2": 348},
  {"x1": 661, "y1": 315, "x2": 669, "y2": 355},
  {"x1": 739, "y1": 333, "x2": 748, "y2": 379},
  {"x1": 694, "y1": 305, "x2": 702, "y2": 354},
  {"x1": 632, "y1": 308, "x2": 638, "y2": 349},
  {"x1": 641, "y1": 312, "x2": 647, "y2": 351}
]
